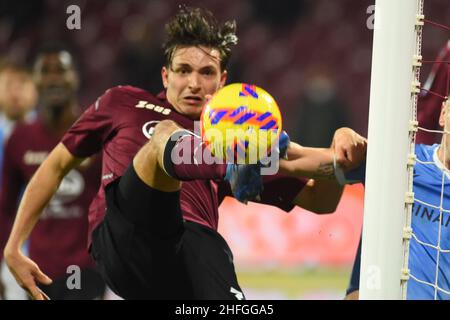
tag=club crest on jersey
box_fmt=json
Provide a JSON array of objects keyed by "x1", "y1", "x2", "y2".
[
  {"x1": 136, "y1": 100, "x2": 171, "y2": 115},
  {"x1": 142, "y1": 120, "x2": 160, "y2": 139}
]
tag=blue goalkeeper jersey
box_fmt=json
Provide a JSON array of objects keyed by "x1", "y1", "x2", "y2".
[
  {"x1": 346, "y1": 144, "x2": 450, "y2": 299},
  {"x1": 408, "y1": 143, "x2": 450, "y2": 299}
]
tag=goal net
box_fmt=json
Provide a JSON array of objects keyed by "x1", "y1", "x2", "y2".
[{"x1": 361, "y1": 0, "x2": 450, "y2": 299}]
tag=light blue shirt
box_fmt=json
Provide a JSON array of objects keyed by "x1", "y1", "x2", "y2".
[
  {"x1": 345, "y1": 144, "x2": 450, "y2": 299},
  {"x1": 407, "y1": 144, "x2": 450, "y2": 299}
]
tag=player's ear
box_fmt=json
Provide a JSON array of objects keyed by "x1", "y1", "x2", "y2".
[
  {"x1": 219, "y1": 70, "x2": 227, "y2": 88},
  {"x1": 161, "y1": 66, "x2": 169, "y2": 89}
]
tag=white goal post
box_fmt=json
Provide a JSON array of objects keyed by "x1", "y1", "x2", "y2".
[{"x1": 360, "y1": 0, "x2": 424, "y2": 299}]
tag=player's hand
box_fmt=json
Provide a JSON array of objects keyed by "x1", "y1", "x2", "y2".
[
  {"x1": 225, "y1": 163, "x2": 263, "y2": 204},
  {"x1": 4, "y1": 250, "x2": 52, "y2": 300},
  {"x1": 331, "y1": 127, "x2": 367, "y2": 171}
]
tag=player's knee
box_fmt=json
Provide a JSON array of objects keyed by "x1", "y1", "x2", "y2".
[
  {"x1": 138, "y1": 120, "x2": 180, "y2": 162},
  {"x1": 133, "y1": 120, "x2": 181, "y2": 178},
  {"x1": 150, "y1": 120, "x2": 181, "y2": 164},
  {"x1": 153, "y1": 120, "x2": 181, "y2": 144},
  {"x1": 132, "y1": 120, "x2": 182, "y2": 191}
]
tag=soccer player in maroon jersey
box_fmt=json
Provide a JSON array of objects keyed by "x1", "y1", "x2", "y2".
[
  {"x1": 0, "y1": 47, "x2": 106, "y2": 299},
  {"x1": 4, "y1": 7, "x2": 365, "y2": 300}
]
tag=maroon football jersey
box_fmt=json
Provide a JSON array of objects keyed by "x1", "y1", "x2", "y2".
[
  {"x1": 0, "y1": 118, "x2": 102, "y2": 279},
  {"x1": 61, "y1": 86, "x2": 307, "y2": 246}
]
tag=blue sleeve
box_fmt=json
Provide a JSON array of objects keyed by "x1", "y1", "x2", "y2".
[
  {"x1": 345, "y1": 161, "x2": 366, "y2": 185},
  {"x1": 346, "y1": 234, "x2": 362, "y2": 295}
]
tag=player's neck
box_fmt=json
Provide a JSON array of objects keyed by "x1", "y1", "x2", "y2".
[
  {"x1": 42, "y1": 102, "x2": 78, "y2": 135},
  {"x1": 437, "y1": 145, "x2": 450, "y2": 170}
]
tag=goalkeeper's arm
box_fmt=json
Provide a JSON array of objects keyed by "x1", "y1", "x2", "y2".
[
  {"x1": 278, "y1": 142, "x2": 337, "y2": 179},
  {"x1": 279, "y1": 126, "x2": 367, "y2": 181},
  {"x1": 278, "y1": 127, "x2": 366, "y2": 213}
]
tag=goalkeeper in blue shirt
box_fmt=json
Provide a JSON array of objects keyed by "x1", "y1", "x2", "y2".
[
  {"x1": 345, "y1": 127, "x2": 450, "y2": 299},
  {"x1": 345, "y1": 42, "x2": 450, "y2": 298}
]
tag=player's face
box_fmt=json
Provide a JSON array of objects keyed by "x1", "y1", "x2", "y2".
[
  {"x1": 34, "y1": 51, "x2": 78, "y2": 108},
  {"x1": 162, "y1": 46, "x2": 227, "y2": 120},
  {"x1": 0, "y1": 69, "x2": 37, "y2": 121},
  {"x1": 439, "y1": 100, "x2": 450, "y2": 159}
]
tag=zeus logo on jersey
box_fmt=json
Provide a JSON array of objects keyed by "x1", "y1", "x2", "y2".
[{"x1": 136, "y1": 100, "x2": 171, "y2": 115}]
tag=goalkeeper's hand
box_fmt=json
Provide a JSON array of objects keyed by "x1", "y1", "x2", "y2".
[
  {"x1": 331, "y1": 127, "x2": 367, "y2": 185},
  {"x1": 332, "y1": 127, "x2": 367, "y2": 171}
]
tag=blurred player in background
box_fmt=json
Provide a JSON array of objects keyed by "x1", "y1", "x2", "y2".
[
  {"x1": 4, "y1": 7, "x2": 365, "y2": 300},
  {"x1": 0, "y1": 62, "x2": 37, "y2": 300},
  {"x1": 345, "y1": 40, "x2": 450, "y2": 300},
  {"x1": 0, "y1": 47, "x2": 106, "y2": 300},
  {"x1": 0, "y1": 61, "x2": 37, "y2": 182}
]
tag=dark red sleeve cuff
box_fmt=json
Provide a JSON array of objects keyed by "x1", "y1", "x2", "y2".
[{"x1": 260, "y1": 173, "x2": 308, "y2": 212}]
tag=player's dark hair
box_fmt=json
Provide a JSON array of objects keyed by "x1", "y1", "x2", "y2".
[
  {"x1": 162, "y1": 5, "x2": 238, "y2": 71},
  {"x1": 32, "y1": 43, "x2": 78, "y2": 70}
]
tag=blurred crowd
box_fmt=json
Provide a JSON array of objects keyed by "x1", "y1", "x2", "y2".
[{"x1": 0, "y1": 0, "x2": 447, "y2": 141}]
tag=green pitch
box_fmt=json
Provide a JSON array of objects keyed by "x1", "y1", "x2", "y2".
[{"x1": 237, "y1": 266, "x2": 352, "y2": 300}]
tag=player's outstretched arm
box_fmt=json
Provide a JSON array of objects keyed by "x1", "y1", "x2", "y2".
[
  {"x1": 3, "y1": 143, "x2": 84, "y2": 300},
  {"x1": 279, "y1": 128, "x2": 366, "y2": 213},
  {"x1": 280, "y1": 143, "x2": 336, "y2": 179},
  {"x1": 331, "y1": 127, "x2": 367, "y2": 171},
  {"x1": 280, "y1": 127, "x2": 367, "y2": 179}
]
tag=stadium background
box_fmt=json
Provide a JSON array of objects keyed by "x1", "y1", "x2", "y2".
[{"x1": 1, "y1": 0, "x2": 448, "y2": 299}]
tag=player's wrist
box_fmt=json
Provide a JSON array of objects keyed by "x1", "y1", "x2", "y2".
[
  {"x1": 333, "y1": 155, "x2": 366, "y2": 185},
  {"x1": 333, "y1": 153, "x2": 346, "y2": 185}
]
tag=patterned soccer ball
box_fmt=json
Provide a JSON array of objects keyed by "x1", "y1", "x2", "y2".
[{"x1": 200, "y1": 83, "x2": 282, "y2": 163}]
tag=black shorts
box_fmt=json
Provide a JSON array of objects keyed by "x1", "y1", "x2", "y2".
[
  {"x1": 39, "y1": 267, "x2": 106, "y2": 300},
  {"x1": 91, "y1": 165, "x2": 244, "y2": 300}
]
